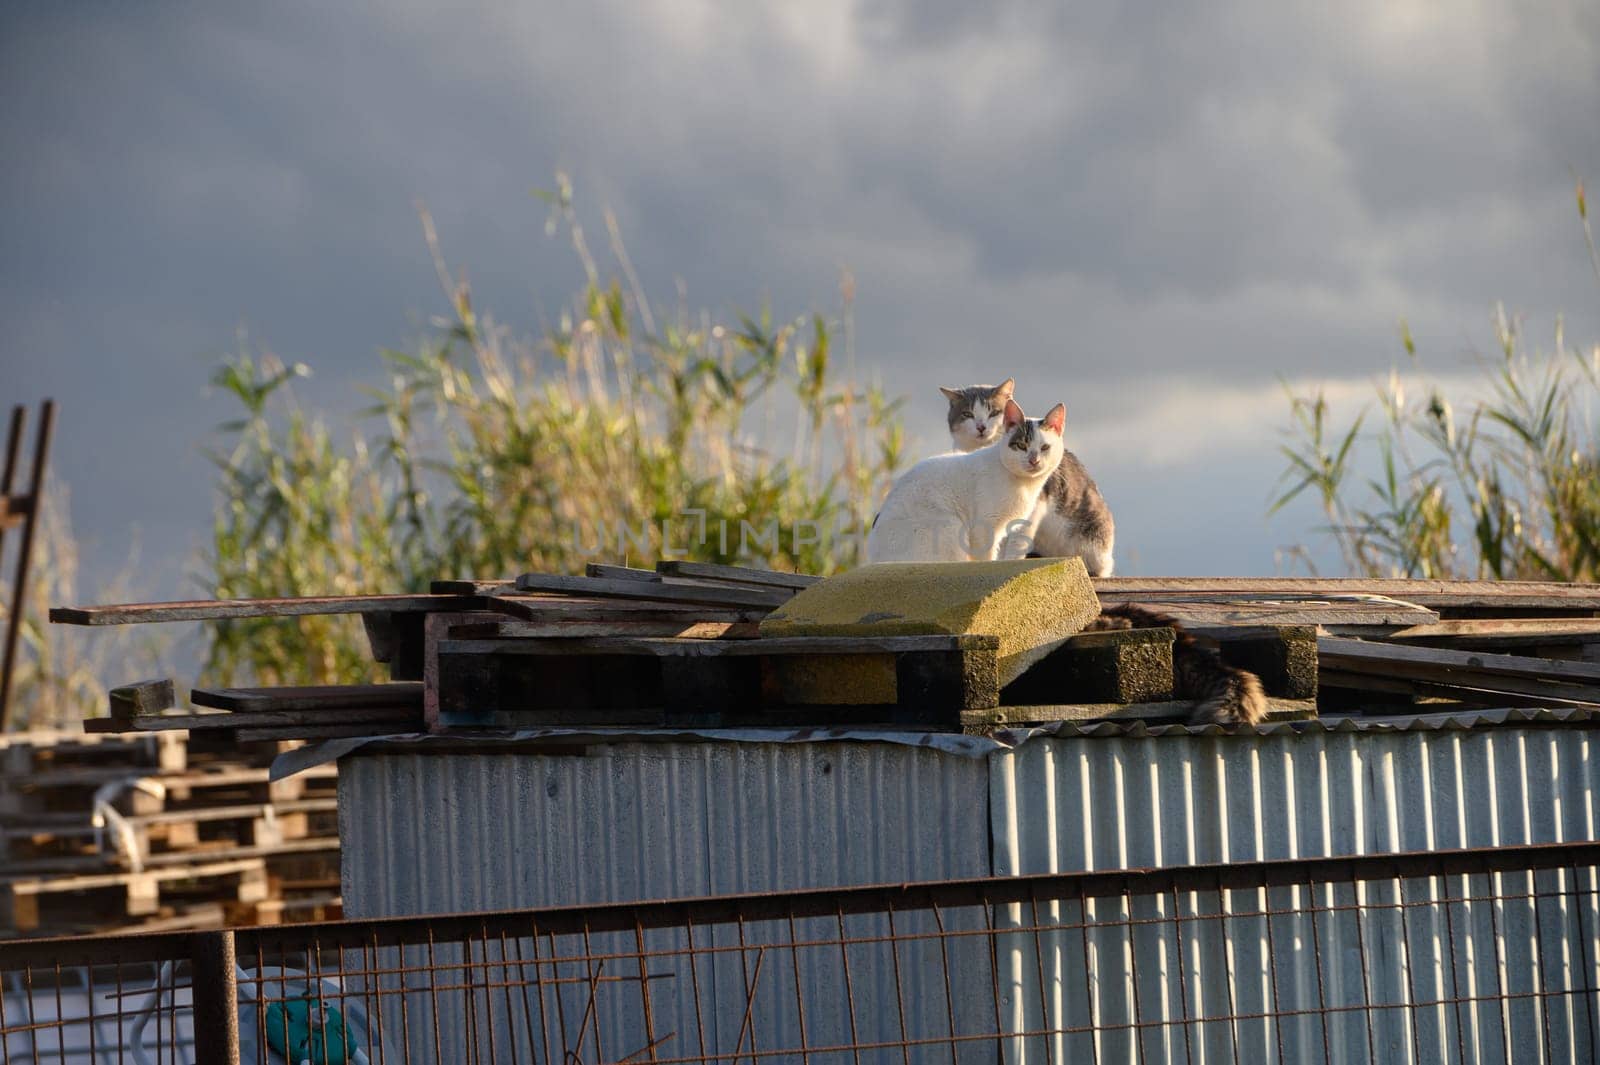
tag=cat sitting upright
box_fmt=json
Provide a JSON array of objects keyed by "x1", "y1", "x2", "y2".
[
  {"x1": 866, "y1": 399, "x2": 1065, "y2": 563},
  {"x1": 941, "y1": 380, "x2": 1115, "y2": 576},
  {"x1": 938, "y1": 382, "x2": 1263, "y2": 724}
]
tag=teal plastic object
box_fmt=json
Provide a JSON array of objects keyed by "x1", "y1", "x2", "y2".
[{"x1": 263, "y1": 995, "x2": 356, "y2": 1065}]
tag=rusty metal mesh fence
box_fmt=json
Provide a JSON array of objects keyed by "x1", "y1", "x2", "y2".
[{"x1": 5, "y1": 840, "x2": 1600, "y2": 1064}]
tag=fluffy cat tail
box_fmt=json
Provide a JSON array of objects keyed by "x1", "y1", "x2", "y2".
[{"x1": 1085, "y1": 604, "x2": 1268, "y2": 726}]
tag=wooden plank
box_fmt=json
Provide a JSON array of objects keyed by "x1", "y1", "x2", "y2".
[
  {"x1": 362, "y1": 611, "x2": 427, "y2": 681},
  {"x1": 1097, "y1": 577, "x2": 1600, "y2": 612},
  {"x1": 108, "y1": 678, "x2": 174, "y2": 718},
  {"x1": 431, "y1": 579, "x2": 517, "y2": 595},
  {"x1": 479, "y1": 596, "x2": 771, "y2": 626},
  {"x1": 448, "y1": 620, "x2": 760, "y2": 640},
  {"x1": 50, "y1": 593, "x2": 481, "y2": 626},
  {"x1": 435, "y1": 635, "x2": 1000, "y2": 727},
  {"x1": 3, "y1": 858, "x2": 267, "y2": 893},
  {"x1": 1096, "y1": 600, "x2": 1438, "y2": 628},
  {"x1": 422, "y1": 611, "x2": 498, "y2": 732},
  {"x1": 585, "y1": 563, "x2": 664, "y2": 582},
  {"x1": 1377, "y1": 619, "x2": 1600, "y2": 653},
  {"x1": 437, "y1": 634, "x2": 996, "y2": 657},
  {"x1": 963, "y1": 697, "x2": 1318, "y2": 727},
  {"x1": 129, "y1": 798, "x2": 338, "y2": 827},
  {"x1": 231, "y1": 723, "x2": 420, "y2": 741},
  {"x1": 190, "y1": 682, "x2": 422, "y2": 713},
  {"x1": 1385, "y1": 618, "x2": 1600, "y2": 639},
  {"x1": 1097, "y1": 577, "x2": 1600, "y2": 599},
  {"x1": 515, "y1": 572, "x2": 791, "y2": 608},
  {"x1": 1318, "y1": 636, "x2": 1600, "y2": 685},
  {"x1": 655, "y1": 561, "x2": 822, "y2": 590},
  {"x1": 1317, "y1": 670, "x2": 1600, "y2": 710},
  {"x1": 85, "y1": 707, "x2": 421, "y2": 733}
]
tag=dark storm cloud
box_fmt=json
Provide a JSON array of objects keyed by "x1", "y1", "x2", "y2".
[{"x1": 1, "y1": 0, "x2": 1597, "y2": 587}]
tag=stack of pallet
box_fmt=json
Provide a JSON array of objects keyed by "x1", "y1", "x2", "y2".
[
  {"x1": 0, "y1": 729, "x2": 340, "y2": 937},
  {"x1": 51, "y1": 567, "x2": 1600, "y2": 747},
  {"x1": 1096, "y1": 577, "x2": 1600, "y2": 714},
  {"x1": 56, "y1": 561, "x2": 1319, "y2": 735}
]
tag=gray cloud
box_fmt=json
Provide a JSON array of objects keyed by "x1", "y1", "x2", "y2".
[{"x1": 1, "y1": 0, "x2": 1596, "y2": 592}]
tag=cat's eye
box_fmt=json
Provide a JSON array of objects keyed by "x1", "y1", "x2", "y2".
[
  {"x1": 1041, "y1": 445, "x2": 1052, "y2": 453},
  {"x1": 960, "y1": 410, "x2": 972, "y2": 419}
]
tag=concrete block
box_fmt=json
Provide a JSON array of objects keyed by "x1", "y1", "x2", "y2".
[
  {"x1": 1217, "y1": 626, "x2": 1318, "y2": 699},
  {"x1": 760, "y1": 558, "x2": 1099, "y2": 686},
  {"x1": 1002, "y1": 625, "x2": 1176, "y2": 705}
]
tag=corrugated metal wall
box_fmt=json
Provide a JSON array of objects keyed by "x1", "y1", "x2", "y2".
[
  {"x1": 989, "y1": 727, "x2": 1600, "y2": 1064},
  {"x1": 338, "y1": 725, "x2": 1600, "y2": 1064},
  {"x1": 339, "y1": 739, "x2": 995, "y2": 1063}
]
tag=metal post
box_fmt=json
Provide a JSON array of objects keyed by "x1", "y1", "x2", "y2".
[
  {"x1": 191, "y1": 929, "x2": 241, "y2": 1065},
  {"x1": 0, "y1": 398, "x2": 53, "y2": 729}
]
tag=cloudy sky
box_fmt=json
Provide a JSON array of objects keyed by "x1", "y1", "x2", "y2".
[{"x1": 2, "y1": 0, "x2": 1597, "y2": 596}]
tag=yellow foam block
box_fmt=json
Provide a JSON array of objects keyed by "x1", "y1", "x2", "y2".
[{"x1": 760, "y1": 558, "x2": 1100, "y2": 686}]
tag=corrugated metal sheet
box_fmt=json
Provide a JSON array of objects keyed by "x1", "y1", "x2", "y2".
[
  {"x1": 990, "y1": 725, "x2": 1600, "y2": 1064},
  {"x1": 339, "y1": 739, "x2": 994, "y2": 1063},
  {"x1": 274, "y1": 706, "x2": 1600, "y2": 780},
  {"x1": 335, "y1": 720, "x2": 1600, "y2": 1063},
  {"x1": 996, "y1": 704, "x2": 1600, "y2": 740}
]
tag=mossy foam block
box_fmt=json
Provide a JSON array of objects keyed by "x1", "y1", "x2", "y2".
[{"x1": 760, "y1": 558, "x2": 1100, "y2": 687}]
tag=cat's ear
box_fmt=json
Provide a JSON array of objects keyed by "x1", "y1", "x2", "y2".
[
  {"x1": 939, "y1": 386, "x2": 962, "y2": 403},
  {"x1": 1003, "y1": 398, "x2": 1025, "y2": 429},
  {"x1": 1042, "y1": 404, "x2": 1066, "y2": 435},
  {"x1": 994, "y1": 378, "x2": 1015, "y2": 401}
]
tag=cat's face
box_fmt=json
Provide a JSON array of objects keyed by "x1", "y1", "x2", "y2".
[
  {"x1": 940, "y1": 379, "x2": 1014, "y2": 451},
  {"x1": 1001, "y1": 400, "x2": 1067, "y2": 479}
]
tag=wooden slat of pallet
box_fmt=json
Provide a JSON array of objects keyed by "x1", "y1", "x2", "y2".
[
  {"x1": 1377, "y1": 619, "x2": 1600, "y2": 653},
  {"x1": 435, "y1": 634, "x2": 1000, "y2": 729},
  {"x1": 109, "y1": 678, "x2": 175, "y2": 717},
  {"x1": 139, "y1": 836, "x2": 338, "y2": 868},
  {"x1": 479, "y1": 597, "x2": 773, "y2": 627},
  {"x1": 230, "y1": 723, "x2": 420, "y2": 741},
  {"x1": 963, "y1": 697, "x2": 1318, "y2": 728},
  {"x1": 438, "y1": 634, "x2": 997, "y2": 657},
  {"x1": 1097, "y1": 600, "x2": 1438, "y2": 628},
  {"x1": 654, "y1": 561, "x2": 822, "y2": 590},
  {"x1": 1317, "y1": 670, "x2": 1600, "y2": 710},
  {"x1": 130, "y1": 798, "x2": 338, "y2": 827},
  {"x1": 1385, "y1": 619, "x2": 1600, "y2": 639},
  {"x1": 515, "y1": 572, "x2": 791, "y2": 608},
  {"x1": 1097, "y1": 577, "x2": 1600, "y2": 611},
  {"x1": 190, "y1": 682, "x2": 422, "y2": 712},
  {"x1": 5, "y1": 836, "x2": 342, "y2": 877},
  {"x1": 86, "y1": 707, "x2": 419, "y2": 733},
  {"x1": 1318, "y1": 636, "x2": 1600, "y2": 685},
  {"x1": 49, "y1": 593, "x2": 480, "y2": 626},
  {"x1": 2, "y1": 857, "x2": 267, "y2": 893},
  {"x1": 1318, "y1": 633, "x2": 1600, "y2": 700},
  {"x1": 585, "y1": 563, "x2": 665, "y2": 582},
  {"x1": 448, "y1": 619, "x2": 760, "y2": 640}
]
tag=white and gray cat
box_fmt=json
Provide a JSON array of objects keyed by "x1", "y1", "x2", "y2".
[
  {"x1": 942, "y1": 380, "x2": 1115, "y2": 577},
  {"x1": 866, "y1": 398, "x2": 1066, "y2": 563},
  {"x1": 940, "y1": 381, "x2": 1263, "y2": 724}
]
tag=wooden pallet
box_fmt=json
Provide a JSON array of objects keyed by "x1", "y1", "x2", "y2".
[
  {"x1": 1319, "y1": 636, "x2": 1600, "y2": 710},
  {"x1": 1, "y1": 858, "x2": 269, "y2": 935},
  {"x1": 434, "y1": 633, "x2": 1001, "y2": 729}
]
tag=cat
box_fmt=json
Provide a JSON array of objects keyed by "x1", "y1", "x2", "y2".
[
  {"x1": 942, "y1": 381, "x2": 1115, "y2": 576},
  {"x1": 867, "y1": 399, "x2": 1065, "y2": 563},
  {"x1": 1085, "y1": 605, "x2": 1268, "y2": 725},
  {"x1": 939, "y1": 379, "x2": 1015, "y2": 452},
  {"x1": 941, "y1": 383, "x2": 1262, "y2": 725}
]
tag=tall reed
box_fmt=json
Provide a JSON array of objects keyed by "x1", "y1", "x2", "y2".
[
  {"x1": 204, "y1": 177, "x2": 907, "y2": 686},
  {"x1": 1274, "y1": 179, "x2": 1600, "y2": 580}
]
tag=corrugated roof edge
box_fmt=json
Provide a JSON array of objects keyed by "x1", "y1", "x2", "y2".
[{"x1": 268, "y1": 705, "x2": 1600, "y2": 781}]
